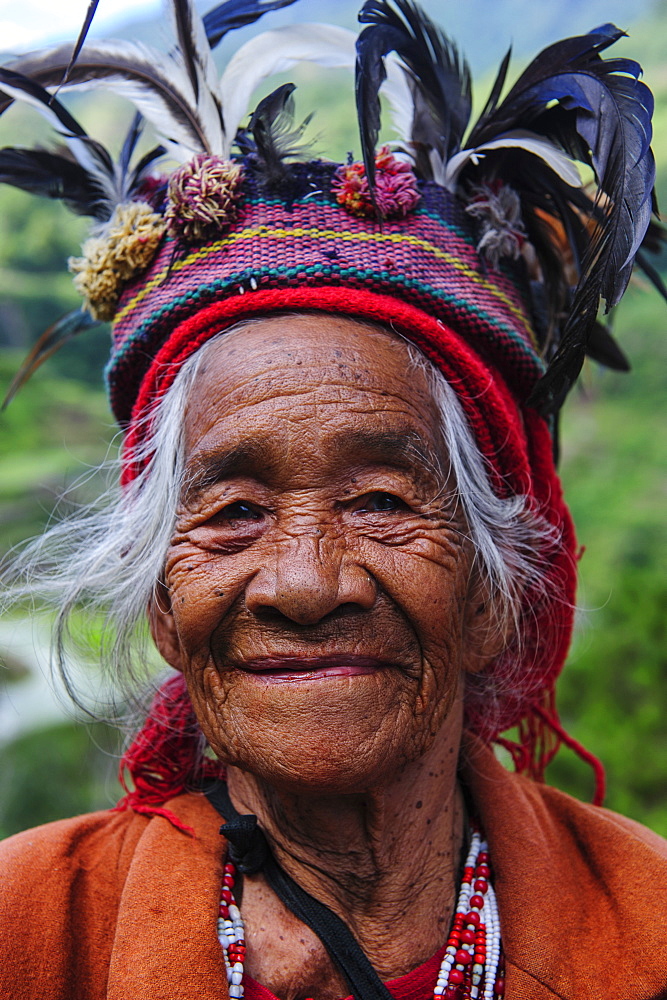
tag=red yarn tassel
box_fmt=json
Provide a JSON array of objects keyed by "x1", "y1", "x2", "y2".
[
  {"x1": 532, "y1": 703, "x2": 606, "y2": 806},
  {"x1": 114, "y1": 672, "x2": 225, "y2": 834}
]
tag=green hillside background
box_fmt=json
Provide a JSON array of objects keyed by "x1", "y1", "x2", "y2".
[{"x1": 0, "y1": 0, "x2": 665, "y2": 837}]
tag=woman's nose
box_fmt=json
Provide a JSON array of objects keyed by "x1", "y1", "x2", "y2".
[{"x1": 244, "y1": 531, "x2": 376, "y2": 624}]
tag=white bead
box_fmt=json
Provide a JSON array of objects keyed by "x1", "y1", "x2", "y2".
[
  {"x1": 228, "y1": 905, "x2": 241, "y2": 921},
  {"x1": 434, "y1": 988, "x2": 444, "y2": 996},
  {"x1": 229, "y1": 986, "x2": 243, "y2": 998},
  {"x1": 233, "y1": 963, "x2": 244, "y2": 974},
  {"x1": 231, "y1": 972, "x2": 243, "y2": 985},
  {"x1": 472, "y1": 972, "x2": 482, "y2": 985},
  {"x1": 446, "y1": 945, "x2": 457, "y2": 956}
]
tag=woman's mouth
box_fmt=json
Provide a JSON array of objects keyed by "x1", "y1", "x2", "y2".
[{"x1": 236, "y1": 654, "x2": 391, "y2": 683}]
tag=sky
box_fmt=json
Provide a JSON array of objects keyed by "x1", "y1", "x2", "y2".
[{"x1": 0, "y1": 0, "x2": 160, "y2": 52}]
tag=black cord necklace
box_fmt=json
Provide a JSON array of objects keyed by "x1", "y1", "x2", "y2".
[{"x1": 205, "y1": 779, "x2": 394, "y2": 1000}]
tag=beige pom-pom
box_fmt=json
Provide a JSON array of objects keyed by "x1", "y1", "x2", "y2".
[{"x1": 69, "y1": 201, "x2": 166, "y2": 321}]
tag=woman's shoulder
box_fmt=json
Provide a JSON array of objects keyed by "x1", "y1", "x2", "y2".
[
  {"x1": 0, "y1": 794, "x2": 222, "y2": 1000},
  {"x1": 0, "y1": 805, "x2": 148, "y2": 881}
]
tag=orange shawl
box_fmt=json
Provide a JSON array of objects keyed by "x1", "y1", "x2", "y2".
[{"x1": 1, "y1": 740, "x2": 666, "y2": 999}]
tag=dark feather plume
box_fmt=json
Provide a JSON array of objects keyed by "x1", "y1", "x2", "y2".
[
  {"x1": 173, "y1": 0, "x2": 204, "y2": 101},
  {"x1": 57, "y1": 0, "x2": 101, "y2": 91},
  {"x1": 356, "y1": 0, "x2": 471, "y2": 190},
  {"x1": 585, "y1": 321, "x2": 630, "y2": 371},
  {"x1": 2, "y1": 310, "x2": 99, "y2": 410},
  {"x1": 203, "y1": 0, "x2": 301, "y2": 49},
  {"x1": 243, "y1": 82, "x2": 312, "y2": 185},
  {"x1": 0, "y1": 147, "x2": 107, "y2": 218},
  {"x1": 459, "y1": 25, "x2": 657, "y2": 411}
]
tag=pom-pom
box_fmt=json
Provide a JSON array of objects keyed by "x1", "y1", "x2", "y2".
[
  {"x1": 466, "y1": 182, "x2": 526, "y2": 268},
  {"x1": 165, "y1": 153, "x2": 244, "y2": 242},
  {"x1": 332, "y1": 146, "x2": 420, "y2": 219},
  {"x1": 69, "y1": 201, "x2": 166, "y2": 321}
]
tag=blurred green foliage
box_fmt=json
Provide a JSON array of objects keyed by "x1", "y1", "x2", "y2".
[
  {"x1": 0, "y1": 720, "x2": 121, "y2": 840},
  {"x1": 0, "y1": 5, "x2": 665, "y2": 841}
]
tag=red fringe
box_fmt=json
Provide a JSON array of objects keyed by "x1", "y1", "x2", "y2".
[
  {"x1": 114, "y1": 672, "x2": 225, "y2": 834},
  {"x1": 496, "y1": 694, "x2": 605, "y2": 807}
]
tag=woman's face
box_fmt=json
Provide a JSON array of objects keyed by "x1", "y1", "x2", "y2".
[{"x1": 152, "y1": 314, "x2": 494, "y2": 793}]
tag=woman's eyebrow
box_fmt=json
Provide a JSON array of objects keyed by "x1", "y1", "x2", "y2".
[
  {"x1": 340, "y1": 428, "x2": 445, "y2": 478},
  {"x1": 182, "y1": 439, "x2": 274, "y2": 500}
]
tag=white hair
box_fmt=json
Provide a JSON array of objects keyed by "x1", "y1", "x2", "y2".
[{"x1": 1, "y1": 319, "x2": 559, "y2": 727}]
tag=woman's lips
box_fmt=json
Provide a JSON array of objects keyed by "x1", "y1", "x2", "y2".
[{"x1": 236, "y1": 654, "x2": 392, "y2": 683}]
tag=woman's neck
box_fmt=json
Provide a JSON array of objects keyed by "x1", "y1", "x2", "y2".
[{"x1": 225, "y1": 721, "x2": 465, "y2": 993}]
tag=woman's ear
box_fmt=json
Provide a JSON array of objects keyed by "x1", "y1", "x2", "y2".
[
  {"x1": 148, "y1": 580, "x2": 184, "y2": 671},
  {"x1": 461, "y1": 570, "x2": 514, "y2": 675}
]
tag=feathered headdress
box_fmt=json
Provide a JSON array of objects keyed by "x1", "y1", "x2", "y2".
[{"x1": 0, "y1": 0, "x2": 662, "y2": 412}]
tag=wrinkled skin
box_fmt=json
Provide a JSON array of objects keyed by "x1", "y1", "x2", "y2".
[{"x1": 151, "y1": 314, "x2": 504, "y2": 998}]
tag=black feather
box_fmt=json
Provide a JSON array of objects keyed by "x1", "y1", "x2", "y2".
[
  {"x1": 246, "y1": 82, "x2": 312, "y2": 186},
  {"x1": 634, "y1": 249, "x2": 667, "y2": 302},
  {"x1": 585, "y1": 321, "x2": 630, "y2": 371},
  {"x1": 173, "y1": 0, "x2": 203, "y2": 102},
  {"x1": 0, "y1": 147, "x2": 107, "y2": 218},
  {"x1": 57, "y1": 0, "x2": 101, "y2": 91},
  {"x1": 0, "y1": 66, "x2": 86, "y2": 136},
  {"x1": 2, "y1": 310, "x2": 100, "y2": 409},
  {"x1": 356, "y1": 0, "x2": 471, "y2": 191},
  {"x1": 119, "y1": 112, "x2": 144, "y2": 179},
  {"x1": 203, "y1": 0, "x2": 301, "y2": 49},
  {"x1": 449, "y1": 24, "x2": 656, "y2": 413}
]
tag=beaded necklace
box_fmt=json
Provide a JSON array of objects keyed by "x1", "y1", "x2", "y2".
[{"x1": 216, "y1": 827, "x2": 504, "y2": 1000}]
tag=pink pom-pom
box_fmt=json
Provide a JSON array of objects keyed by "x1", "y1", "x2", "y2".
[{"x1": 332, "y1": 146, "x2": 420, "y2": 219}]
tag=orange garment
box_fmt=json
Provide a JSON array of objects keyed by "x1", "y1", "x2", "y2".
[{"x1": 1, "y1": 740, "x2": 666, "y2": 1000}]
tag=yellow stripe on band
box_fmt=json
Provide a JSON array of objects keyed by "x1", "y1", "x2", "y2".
[{"x1": 113, "y1": 225, "x2": 532, "y2": 338}]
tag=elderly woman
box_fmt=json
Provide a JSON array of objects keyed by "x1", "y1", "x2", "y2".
[{"x1": 0, "y1": 1, "x2": 666, "y2": 998}]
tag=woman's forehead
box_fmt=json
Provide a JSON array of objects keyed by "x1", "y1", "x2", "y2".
[{"x1": 183, "y1": 314, "x2": 441, "y2": 453}]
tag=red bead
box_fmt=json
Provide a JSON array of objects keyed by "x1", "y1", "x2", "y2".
[
  {"x1": 494, "y1": 979, "x2": 505, "y2": 995},
  {"x1": 475, "y1": 953, "x2": 486, "y2": 964},
  {"x1": 476, "y1": 864, "x2": 490, "y2": 878},
  {"x1": 474, "y1": 879, "x2": 488, "y2": 893},
  {"x1": 221, "y1": 889, "x2": 233, "y2": 902},
  {"x1": 469, "y1": 894, "x2": 484, "y2": 909},
  {"x1": 224, "y1": 863, "x2": 236, "y2": 874},
  {"x1": 449, "y1": 969, "x2": 464, "y2": 985},
  {"x1": 223, "y1": 876, "x2": 235, "y2": 889},
  {"x1": 478, "y1": 852, "x2": 489, "y2": 863},
  {"x1": 460, "y1": 929, "x2": 475, "y2": 945},
  {"x1": 455, "y1": 949, "x2": 472, "y2": 965},
  {"x1": 465, "y1": 911, "x2": 480, "y2": 926}
]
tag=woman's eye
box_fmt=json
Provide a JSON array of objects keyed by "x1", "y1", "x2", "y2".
[
  {"x1": 356, "y1": 492, "x2": 408, "y2": 513},
  {"x1": 215, "y1": 501, "x2": 262, "y2": 522}
]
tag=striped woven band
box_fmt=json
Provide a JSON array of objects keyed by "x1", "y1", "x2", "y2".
[{"x1": 108, "y1": 162, "x2": 543, "y2": 425}]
